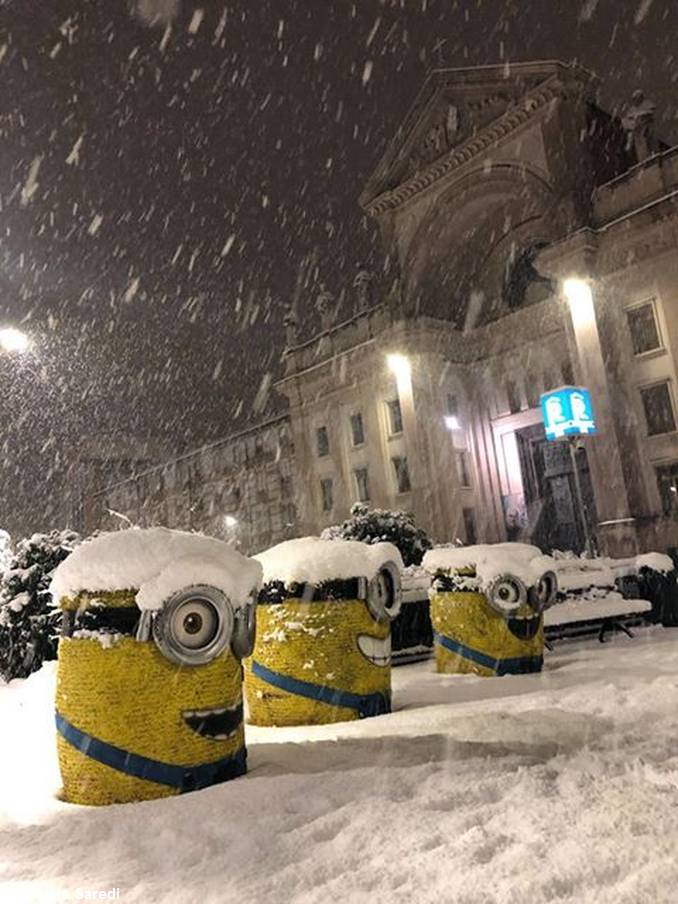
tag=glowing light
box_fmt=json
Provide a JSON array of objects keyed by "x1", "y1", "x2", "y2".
[
  {"x1": 563, "y1": 278, "x2": 595, "y2": 327},
  {"x1": 224, "y1": 515, "x2": 238, "y2": 529},
  {"x1": 444, "y1": 415, "x2": 461, "y2": 431},
  {"x1": 387, "y1": 354, "x2": 411, "y2": 381},
  {"x1": 0, "y1": 328, "x2": 29, "y2": 353}
]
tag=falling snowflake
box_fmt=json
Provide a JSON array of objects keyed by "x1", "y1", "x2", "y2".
[
  {"x1": 20, "y1": 156, "x2": 42, "y2": 206},
  {"x1": 66, "y1": 134, "x2": 84, "y2": 167},
  {"x1": 188, "y1": 9, "x2": 204, "y2": 35}
]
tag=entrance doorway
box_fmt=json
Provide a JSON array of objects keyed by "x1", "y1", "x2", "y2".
[{"x1": 515, "y1": 423, "x2": 596, "y2": 553}]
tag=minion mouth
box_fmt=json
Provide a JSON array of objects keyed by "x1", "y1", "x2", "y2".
[
  {"x1": 507, "y1": 615, "x2": 541, "y2": 641},
  {"x1": 183, "y1": 700, "x2": 243, "y2": 740},
  {"x1": 357, "y1": 634, "x2": 391, "y2": 667}
]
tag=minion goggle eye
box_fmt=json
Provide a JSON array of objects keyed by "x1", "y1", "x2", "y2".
[
  {"x1": 365, "y1": 562, "x2": 403, "y2": 623},
  {"x1": 487, "y1": 574, "x2": 528, "y2": 617},
  {"x1": 528, "y1": 570, "x2": 558, "y2": 614},
  {"x1": 147, "y1": 586, "x2": 234, "y2": 667}
]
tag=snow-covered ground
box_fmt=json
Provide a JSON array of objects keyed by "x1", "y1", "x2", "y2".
[{"x1": 3, "y1": 629, "x2": 678, "y2": 903}]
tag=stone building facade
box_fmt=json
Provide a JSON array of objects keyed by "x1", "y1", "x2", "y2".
[
  {"x1": 88, "y1": 415, "x2": 296, "y2": 554},
  {"x1": 84, "y1": 61, "x2": 678, "y2": 558}
]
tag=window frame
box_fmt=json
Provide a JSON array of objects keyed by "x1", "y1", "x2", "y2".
[
  {"x1": 316, "y1": 425, "x2": 330, "y2": 458},
  {"x1": 656, "y1": 461, "x2": 678, "y2": 517},
  {"x1": 320, "y1": 477, "x2": 334, "y2": 513},
  {"x1": 349, "y1": 412, "x2": 366, "y2": 447},
  {"x1": 386, "y1": 398, "x2": 404, "y2": 437},
  {"x1": 626, "y1": 298, "x2": 664, "y2": 358},
  {"x1": 353, "y1": 466, "x2": 370, "y2": 503},
  {"x1": 462, "y1": 507, "x2": 478, "y2": 545},
  {"x1": 456, "y1": 450, "x2": 472, "y2": 488},
  {"x1": 640, "y1": 379, "x2": 677, "y2": 437},
  {"x1": 391, "y1": 455, "x2": 412, "y2": 495}
]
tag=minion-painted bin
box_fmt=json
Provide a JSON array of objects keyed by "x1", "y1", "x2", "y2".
[
  {"x1": 245, "y1": 538, "x2": 403, "y2": 726},
  {"x1": 423, "y1": 544, "x2": 558, "y2": 677},
  {"x1": 50, "y1": 528, "x2": 262, "y2": 806}
]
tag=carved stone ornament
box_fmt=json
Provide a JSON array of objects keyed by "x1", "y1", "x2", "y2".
[
  {"x1": 283, "y1": 303, "x2": 298, "y2": 348},
  {"x1": 353, "y1": 266, "x2": 374, "y2": 311},
  {"x1": 622, "y1": 89, "x2": 658, "y2": 162},
  {"x1": 408, "y1": 102, "x2": 464, "y2": 174},
  {"x1": 315, "y1": 283, "x2": 335, "y2": 332}
]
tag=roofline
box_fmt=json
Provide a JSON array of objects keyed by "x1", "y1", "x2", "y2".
[
  {"x1": 92, "y1": 412, "x2": 290, "y2": 498},
  {"x1": 359, "y1": 59, "x2": 599, "y2": 211}
]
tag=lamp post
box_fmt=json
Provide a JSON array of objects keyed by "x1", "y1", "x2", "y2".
[
  {"x1": 0, "y1": 328, "x2": 29, "y2": 354},
  {"x1": 563, "y1": 279, "x2": 598, "y2": 556}
]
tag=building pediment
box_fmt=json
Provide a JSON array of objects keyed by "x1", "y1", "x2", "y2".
[{"x1": 360, "y1": 61, "x2": 596, "y2": 215}]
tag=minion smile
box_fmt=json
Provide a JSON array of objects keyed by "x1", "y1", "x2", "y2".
[
  {"x1": 507, "y1": 614, "x2": 541, "y2": 641},
  {"x1": 183, "y1": 699, "x2": 243, "y2": 740},
  {"x1": 357, "y1": 634, "x2": 391, "y2": 667}
]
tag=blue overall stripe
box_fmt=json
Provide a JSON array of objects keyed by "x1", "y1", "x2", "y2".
[
  {"x1": 251, "y1": 660, "x2": 391, "y2": 719},
  {"x1": 55, "y1": 711, "x2": 247, "y2": 792},
  {"x1": 433, "y1": 633, "x2": 542, "y2": 675}
]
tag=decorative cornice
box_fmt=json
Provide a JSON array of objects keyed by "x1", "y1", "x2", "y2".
[{"x1": 364, "y1": 75, "x2": 572, "y2": 217}]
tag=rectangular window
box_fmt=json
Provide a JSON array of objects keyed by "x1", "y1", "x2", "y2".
[
  {"x1": 456, "y1": 450, "x2": 472, "y2": 488},
  {"x1": 320, "y1": 477, "x2": 334, "y2": 512},
  {"x1": 350, "y1": 412, "x2": 365, "y2": 446},
  {"x1": 316, "y1": 426, "x2": 329, "y2": 457},
  {"x1": 641, "y1": 381, "x2": 676, "y2": 436},
  {"x1": 386, "y1": 399, "x2": 403, "y2": 435},
  {"x1": 354, "y1": 467, "x2": 370, "y2": 502},
  {"x1": 656, "y1": 463, "x2": 678, "y2": 516},
  {"x1": 656, "y1": 462, "x2": 678, "y2": 516},
  {"x1": 463, "y1": 508, "x2": 478, "y2": 545},
  {"x1": 627, "y1": 301, "x2": 662, "y2": 356},
  {"x1": 280, "y1": 475, "x2": 292, "y2": 498},
  {"x1": 392, "y1": 456, "x2": 411, "y2": 494}
]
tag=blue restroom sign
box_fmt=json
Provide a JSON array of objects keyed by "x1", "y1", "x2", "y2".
[{"x1": 540, "y1": 386, "x2": 597, "y2": 441}]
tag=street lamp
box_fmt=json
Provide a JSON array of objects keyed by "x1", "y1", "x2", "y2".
[
  {"x1": 0, "y1": 328, "x2": 29, "y2": 354},
  {"x1": 563, "y1": 278, "x2": 595, "y2": 329},
  {"x1": 386, "y1": 354, "x2": 411, "y2": 382},
  {"x1": 444, "y1": 415, "x2": 460, "y2": 431},
  {"x1": 387, "y1": 352, "x2": 413, "y2": 401}
]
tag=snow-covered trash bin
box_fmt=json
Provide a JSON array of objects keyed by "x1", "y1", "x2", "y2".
[
  {"x1": 50, "y1": 528, "x2": 261, "y2": 806},
  {"x1": 423, "y1": 544, "x2": 558, "y2": 677},
  {"x1": 245, "y1": 537, "x2": 403, "y2": 726}
]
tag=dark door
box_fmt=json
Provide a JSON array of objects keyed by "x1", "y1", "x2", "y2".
[{"x1": 515, "y1": 424, "x2": 595, "y2": 553}]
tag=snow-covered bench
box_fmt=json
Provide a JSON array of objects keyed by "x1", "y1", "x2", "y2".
[
  {"x1": 545, "y1": 552, "x2": 674, "y2": 644},
  {"x1": 544, "y1": 590, "x2": 652, "y2": 643}
]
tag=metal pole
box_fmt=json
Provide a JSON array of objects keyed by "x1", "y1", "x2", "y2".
[{"x1": 568, "y1": 438, "x2": 595, "y2": 557}]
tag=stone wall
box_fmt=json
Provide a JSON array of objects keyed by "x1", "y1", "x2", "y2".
[{"x1": 87, "y1": 415, "x2": 296, "y2": 555}]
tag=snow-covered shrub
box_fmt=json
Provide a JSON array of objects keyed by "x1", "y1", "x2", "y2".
[
  {"x1": 321, "y1": 503, "x2": 431, "y2": 567},
  {"x1": 0, "y1": 530, "x2": 80, "y2": 681}
]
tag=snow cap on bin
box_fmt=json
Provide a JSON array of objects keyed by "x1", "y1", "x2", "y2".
[
  {"x1": 254, "y1": 537, "x2": 403, "y2": 586},
  {"x1": 50, "y1": 527, "x2": 262, "y2": 611},
  {"x1": 423, "y1": 543, "x2": 556, "y2": 590}
]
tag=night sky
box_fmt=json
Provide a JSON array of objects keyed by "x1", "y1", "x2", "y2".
[{"x1": 0, "y1": 0, "x2": 676, "y2": 535}]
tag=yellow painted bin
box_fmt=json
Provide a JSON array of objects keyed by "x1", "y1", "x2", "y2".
[
  {"x1": 246, "y1": 583, "x2": 396, "y2": 726},
  {"x1": 56, "y1": 589, "x2": 247, "y2": 806},
  {"x1": 429, "y1": 571, "x2": 545, "y2": 677}
]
